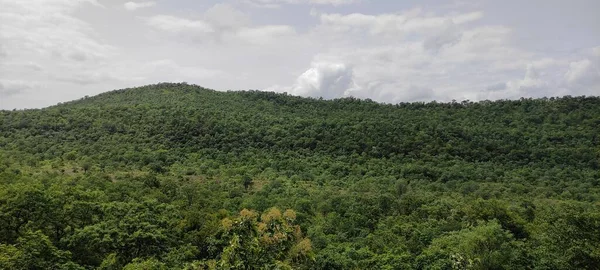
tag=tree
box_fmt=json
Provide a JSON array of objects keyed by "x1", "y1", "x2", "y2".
[
  {"x1": 242, "y1": 175, "x2": 253, "y2": 190},
  {"x1": 82, "y1": 161, "x2": 92, "y2": 174},
  {"x1": 0, "y1": 230, "x2": 82, "y2": 270},
  {"x1": 417, "y1": 221, "x2": 525, "y2": 269},
  {"x1": 216, "y1": 208, "x2": 313, "y2": 269}
]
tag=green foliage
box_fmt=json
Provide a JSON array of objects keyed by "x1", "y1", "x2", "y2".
[
  {"x1": 215, "y1": 208, "x2": 313, "y2": 269},
  {"x1": 417, "y1": 221, "x2": 524, "y2": 269},
  {"x1": 0, "y1": 83, "x2": 599, "y2": 268},
  {"x1": 0, "y1": 230, "x2": 82, "y2": 270},
  {"x1": 122, "y1": 258, "x2": 167, "y2": 270}
]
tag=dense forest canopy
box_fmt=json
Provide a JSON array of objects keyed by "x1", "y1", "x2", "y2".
[{"x1": 1, "y1": 83, "x2": 599, "y2": 269}]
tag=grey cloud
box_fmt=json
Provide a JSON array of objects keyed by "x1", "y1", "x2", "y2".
[
  {"x1": 20, "y1": 62, "x2": 43, "y2": 72},
  {"x1": 245, "y1": 0, "x2": 359, "y2": 8},
  {"x1": 0, "y1": 81, "x2": 32, "y2": 97},
  {"x1": 423, "y1": 20, "x2": 462, "y2": 52},
  {"x1": 405, "y1": 85, "x2": 435, "y2": 102},
  {"x1": 486, "y1": 82, "x2": 507, "y2": 91},
  {"x1": 68, "y1": 51, "x2": 88, "y2": 62},
  {"x1": 54, "y1": 71, "x2": 120, "y2": 85}
]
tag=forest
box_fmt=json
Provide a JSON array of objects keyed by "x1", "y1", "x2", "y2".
[{"x1": 0, "y1": 82, "x2": 599, "y2": 269}]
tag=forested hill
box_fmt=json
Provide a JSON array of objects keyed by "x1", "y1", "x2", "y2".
[{"x1": 1, "y1": 83, "x2": 599, "y2": 269}]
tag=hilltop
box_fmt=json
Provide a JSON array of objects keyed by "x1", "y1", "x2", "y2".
[{"x1": 1, "y1": 83, "x2": 599, "y2": 269}]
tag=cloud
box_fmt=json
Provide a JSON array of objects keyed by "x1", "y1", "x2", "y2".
[
  {"x1": 124, "y1": 1, "x2": 156, "y2": 11},
  {"x1": 486, "y1": 82, "x2": 507, "y2": 91},
  {"x1": 0, "y1": 80, "x2": 34, "y2": 97},
  {"x1": 0, "y1": 0, "x2": 115, "y2": 63},
  {"x1": 144, "y1": 5, "x2": 297, "y2": 45},
  {"x1": 515, "y1": 65, "x2": 548, "y2": 92},
  {"x1": 283, "y1": 8, "x2": 597, "y2": 103},
  {"x1": 564, "y1": 57, "x2": 600, "y2": 95},
  {"x1": 246, "y1": 0, "x2": 359, "y2": 8},
  {"x1": 593, "y1": 46, "x2": 600, "y2": 58},
  {"x1": 0, "y1": 0, "x2": 126, "y2": 108},
  {"x1": 317, "y1": 10, "x2": 483, "y2": 37},
  {"x1": 141, "y1": 59, "x2": 224, "y2": 82},
  {"x1": 236, "y1": 25, "x2": 296, "y2": 45},
  {"x1": 135, "y1": 5, "x2": 600, "y2": 103},
  {"x1": 204, "y1": 3, "x2": 251, "y2": 30},
  {"x1": 565, "y1": 59, "x2": 598, "y2": 85},
  {"x1": 349, "y1": 81, "x2": 435, "y2": 103},
  {"x1": 423, "y1": 19, "x2": 462, "y2": 52},
  {"x1": 144, "y1": 15, "x2": 214, "y2": 35},
  {"x1": 287, "y1": 12, "x2": 523, "y2": 102},
  {"x1": 481, "y1": 64, "x2": 567, "y2": 100},
  {"x1": 270, "y1": 62, "x2": 356, "y2": 99},
  {"x1": 22, "y1": 62, "x2": 43, "y2": 72},
  {"x1": 310, "y1": 0, "x2": 359, "y2": 5},
  {"x1": 53, "y1": 70, "x2": 123, "y2": 85}
]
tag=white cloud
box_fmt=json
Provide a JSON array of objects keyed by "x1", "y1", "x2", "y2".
[
  {"x1": 285, "y1": 62, "x2": 356, "y2": 99},
  {"x1": 272, "y1": 11, "x2": 533, "y2": 102},
  {"x1": 347, "y1": 81, "x2": 435, "y2": 103},
  {"x1": 0, "y1": 0, "x2": 119, "y2": 108},
  {"x1": 566, "y1": 59, "x2": 594, "y2": 84},
  {"x1": 317, "y1": 10, "x2": 483, "y2": 37},
  {"x1": 452, "y1": 11, "x2": 484, "y2": 24},
  {"x1": 269, "y1": 8, "x2": 598, "y2": 102},
  {"x1": 511, "y1": 65, "x2": 548, "y2": 94},
  {"x1": 140, "y1": 59, "x2": 225, "y2": 82},
  {"x1": 0, "y1": 0, "x2": 115, "y2": 61},
  {"x1": 124, "y1": 1, "x2": 156, "y2": 11},
  {"x1": 204, "y1": 3, "x2": 251, "y2": 30},
  {"x1": 144, "y1": 5, "x2": 297, "y2": 45},
  {"x1": 236, "y1": 25, "x2": 296, "y2": 45},
  {"x1": 564, "y1": 58, "x2": 600, "y2": 95},
  {"x1": 144, "y1": 15, "x2": 214, "y2": 35}
]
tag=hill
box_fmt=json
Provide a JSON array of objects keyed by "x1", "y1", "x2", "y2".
[{"x1": 1, "y1": 83, "x2": 599, "y2": 269}]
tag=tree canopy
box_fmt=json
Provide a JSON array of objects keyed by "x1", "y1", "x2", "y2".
[{"x1": 1, "y1": 83, "x2": 599, "y2": 269}]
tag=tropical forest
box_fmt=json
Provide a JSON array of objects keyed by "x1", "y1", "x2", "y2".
[{"x1": 0, "y1": 83, "x2": 599, "y2": 269}]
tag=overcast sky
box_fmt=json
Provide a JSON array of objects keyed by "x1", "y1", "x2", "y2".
[{"x1": 1, "y1": 0, "x2": 599, "y2": 109}]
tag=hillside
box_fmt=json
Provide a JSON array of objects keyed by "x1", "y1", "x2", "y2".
[{"x1": 1, "y1": 83, "x2": 599, "y2": 269}]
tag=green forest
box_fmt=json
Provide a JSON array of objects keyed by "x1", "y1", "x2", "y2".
[{"x1": 1, "y1": 83, "x2": 599, "y2": 269}]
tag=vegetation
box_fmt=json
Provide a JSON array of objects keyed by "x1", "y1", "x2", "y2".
[{"x1": 1, "y1": 83, "x2": 599, "y2": 269}]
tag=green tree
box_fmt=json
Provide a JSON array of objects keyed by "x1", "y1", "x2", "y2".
[
  {"x1": 216, "y1": 208, "x2": 313, "y2": 269},
  {"x1": 417, "y1": 221, "x2": 525, "y2": 269},
  {"x1": 0, "y1": 230, "x2": 82, "y2": 270}
]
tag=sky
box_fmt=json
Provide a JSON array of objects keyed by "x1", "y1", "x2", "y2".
[{"x1": 0, "y1": 0, "x2": 599, "y2": 109}]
